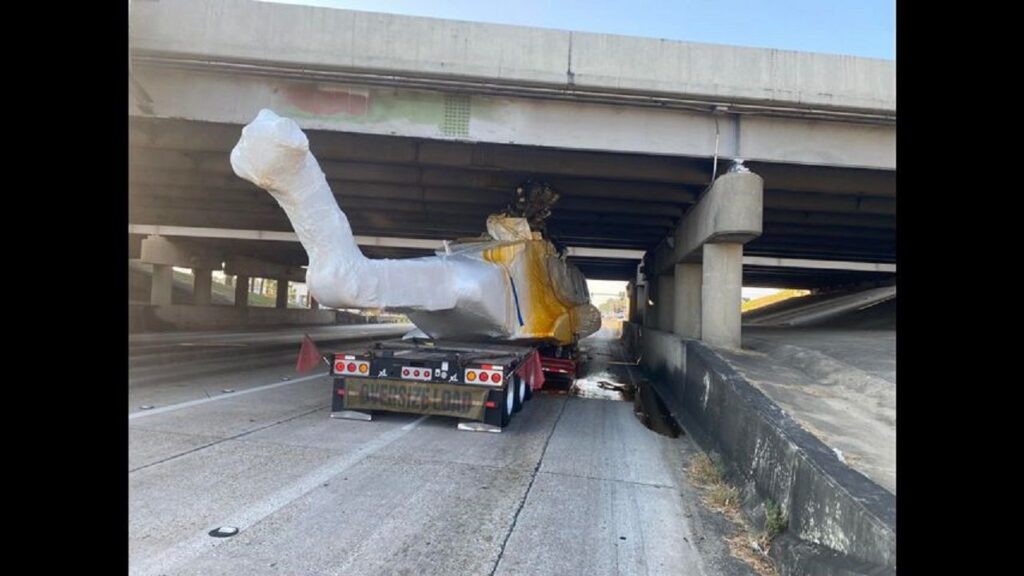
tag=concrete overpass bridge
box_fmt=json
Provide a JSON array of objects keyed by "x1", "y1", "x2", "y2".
[
  {"x1": 129, "y1": 0, "x2": 895, "y2": 341},
  {"x1": 128, "y1": 4, "x2": 897, "y2": 572}
]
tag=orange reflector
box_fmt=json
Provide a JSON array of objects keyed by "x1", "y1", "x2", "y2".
[
  {"x1": 358, "y1": 363, "x2": 368, "y2": 373},
  {"x1": 467, "y1": 371, "x2": 477, "y2": 381}
]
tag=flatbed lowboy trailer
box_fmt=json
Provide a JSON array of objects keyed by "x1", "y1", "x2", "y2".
[{"x1": 329, "y1": 339, "x2": 554, "y2": 432}]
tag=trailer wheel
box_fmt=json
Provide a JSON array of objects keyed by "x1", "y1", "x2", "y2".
[
  {"x1": 513, "y1": 375, "x2": 526, "y2": 413},
  {"x1": 523, "y1": 376, "x2": 534, "y2": 402},
  {"x1": 501, "y1": 381, "x2": 515, "y2": 427}
]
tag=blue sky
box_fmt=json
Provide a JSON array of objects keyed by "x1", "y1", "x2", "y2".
[{"x1": 267, "y1": 0, "x2": 895, "y2": 60}]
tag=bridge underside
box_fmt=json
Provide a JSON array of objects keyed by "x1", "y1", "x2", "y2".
[{"x1": 130, "y1": 117, "x2": 894, "y2": 286}]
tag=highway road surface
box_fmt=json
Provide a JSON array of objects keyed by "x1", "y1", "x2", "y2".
[{"x1": 129, "y1": 326, "x2": 758, "y2": 576}]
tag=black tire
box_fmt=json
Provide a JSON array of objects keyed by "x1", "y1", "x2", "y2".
[
  {"x1": 513, "y1": 375, "x2": 526, "y2": 413},
  {"x1": 523, "y1": 377, "x2": 534, "y2": 402},
  {"x1": 501, "y1": 380, "x2": 515, "y2": 427}
]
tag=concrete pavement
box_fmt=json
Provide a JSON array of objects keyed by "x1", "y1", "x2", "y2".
[
  {"x1": 129, "y1": 324, "x2": 412, "y2": 411},
  {"x1": 130, "y1": 334, "x2": 761, "y2": 575}
]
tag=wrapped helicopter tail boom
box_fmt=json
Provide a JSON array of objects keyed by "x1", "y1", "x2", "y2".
[{"x1": 230, "y1": 109, "x2": 600, "y2": 345}]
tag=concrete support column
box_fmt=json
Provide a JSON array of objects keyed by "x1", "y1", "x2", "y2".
[
  {"x1": 635, "y1": 285, "x2": 646, "y2": 327},
  {"x1": 656, "y1": 273, "x2": 675, "y2": 331},
  {"x1": 151, "y1": 264, "x2": 173, "y2": 306},
  {"x1": 673, "y1": 263, "x2": 702, "y2": 339},
  {"x1": 626, "y1": 282, "x2": 638, "y2": 323},
  {"x1": 641, "y1": 283, "x2": 656, "y2": 328},
  {"x1": 234, "y1": 275, "x2": 250, "y2": 308},
  {"x1": 701, "y1": 243, "x2": 744, "y2": 349},
  {"x1": 193, "y1": 269, "x2": 212, "y2": 306},
  {"x1": 276, "y1": 279, "x2": 289, "y2": 309}
]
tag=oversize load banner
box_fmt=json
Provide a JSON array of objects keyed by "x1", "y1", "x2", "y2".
[{"x1": 344, "y1": 378, "x2": 489, "y2": 420}]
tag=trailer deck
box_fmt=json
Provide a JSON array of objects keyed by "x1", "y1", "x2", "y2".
[{"x1": 329, "y1": 338, "x2": 545, "y2": 430}]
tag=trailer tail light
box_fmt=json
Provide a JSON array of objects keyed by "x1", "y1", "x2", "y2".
[
  {"x1": 465, "y1": 367, "x2": 504, "y2": 385},
  {"x1": 485, "y1": 401, "x2": 497, "y2": 408},
  {"x1": 333, "y1": 355, "x2": 369, "y2": 376},
  {"x1": 401, "y1": 366, "x2": 432, "y2": 381}
]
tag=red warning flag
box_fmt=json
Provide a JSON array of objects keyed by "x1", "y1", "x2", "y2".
[{"x1": 296, "y1": 334, "x2": 323, "y2": 374}]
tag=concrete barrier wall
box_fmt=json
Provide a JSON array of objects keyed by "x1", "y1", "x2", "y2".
[
  {"x1": 130, "y1": 304, "x2": 341, "y2": 332},
  {"x1": 623, "y1": 322, "x2": 895, "y2": 575}
]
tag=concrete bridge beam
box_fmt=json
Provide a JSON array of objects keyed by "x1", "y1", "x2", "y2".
[
  {"x1": 224, "y1": 256, "x2": 306, "y2": 284},
  {"x1": 656, "y1": 273, "x2": 675, "y2": 332},
  {"x1": 234, "y1": 275, "x2": 250, "y2": 308},
  {"x1": 276, "y1": 279, "x2": 289, "y2": 309},
  {"x1": 701, "y1": 243, "x2": 744, "y2": 348},
  {"x1": 150, "y1": 265, "x2": 173, "y2": 306},
  {"x1": 647, "y1": 168, "x2": 763, "y2": 348},
  {"x1": 673, "y1": 263, "x2": 702, "y2": 339},
  {"x1": 193, "y1": 269, "x2": 213, "y2": 306},
  {"x1": 140, "y1": 235, "x2": 223, "y2": 307}
]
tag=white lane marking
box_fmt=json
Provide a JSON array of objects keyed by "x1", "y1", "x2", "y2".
[
  {"x1": 128, "y1": 372, "x2": 329, "y2": 420},
  {"x1": 131, "y1": 414, "x2": 429, "y2": 576}
]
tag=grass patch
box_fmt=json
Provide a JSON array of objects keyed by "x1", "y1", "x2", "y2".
[
  {"x1": 709, "y1": 483, "x2": 741, "y2": 511},
  {"x1": 689, "y1": 452, "x2": 727, "y2": 487},
  {"x1": 747, "y1": 498, "x2": 788, "y2": 559},
  {"x1": 764, "y1": 499, "x2": 788, "y2": 540},
  {"x1": 726, "y1": 534, "x2": 779, "y2": 576},
  {"x1": 686, "y1": 451, "x2": 780, "y2": 576},
  {"x1": 687, "y1": 452, "x2": 743, "y2": 524}
]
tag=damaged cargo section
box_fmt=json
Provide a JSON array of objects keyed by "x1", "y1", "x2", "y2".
[{"x1": 231, "y1": 109, "x2": 600, "y2": 346}]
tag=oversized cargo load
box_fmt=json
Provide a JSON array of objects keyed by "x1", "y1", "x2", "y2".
[{"x1": 230, "y1": 109, "x2": 600, "y2": 345}]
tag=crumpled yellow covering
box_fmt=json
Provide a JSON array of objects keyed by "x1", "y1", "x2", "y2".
[{"x1": 482, "y1": 217, "x2": 600, "y2": 344}]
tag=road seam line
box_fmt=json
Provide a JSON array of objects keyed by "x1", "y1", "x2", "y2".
[
  {"x1": 128, "y1": 406, "x2": 326, "y2": 474},
  {"x1": 128, "y1": 371, "x2": 328, "y2": 420},
  {"x1": 488, "y1": 396, "x2": 570, "y2": 576},
  {"x1": 131, "y1": 414, "x2": 429, "y2": 576}
]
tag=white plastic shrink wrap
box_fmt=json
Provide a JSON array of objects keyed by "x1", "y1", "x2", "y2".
[{"x1": 231, "y1": 109, "x2": 599, "y2": 344}]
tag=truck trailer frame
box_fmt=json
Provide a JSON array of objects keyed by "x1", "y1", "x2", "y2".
[{"x1": 329, "y1": 339, "x2": 567, "y2": 432}]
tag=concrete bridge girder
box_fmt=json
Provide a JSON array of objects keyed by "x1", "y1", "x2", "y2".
[
  {"x1": 129, "y1": 66, "x2": 894, "y2": 171},
  {"x1": 137, "y1": 236, "x2": 308, "y2": 308},
  {"x1": 128, "y1": 0, "x2": 894, "y2": 292},
  {"x1": 644, "y1": 170, "x2": 763, "y2": 349}
]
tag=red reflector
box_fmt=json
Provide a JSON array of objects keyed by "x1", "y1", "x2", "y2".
[
  {"x1": 485, "y1": 401, "x2": 496, "y2": 408},
  {"x1": 414, "y1": 370, "x2": 421, "y2": 377},
  {"x1": 491, "y1": 372, "x2": 502, "y2": 383},
  {"x1": 347, "y1": 363, "x2": 357, "y2": 373},
  {"x1": 336, "y1": 388, "x2": 346, "y2": 396},
  {"x1": 334, "y1": 362, "x2": 345, "y2": 372},
  {"x1": 403, "y1": 368, "x2": 410, "y2": 376}
]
